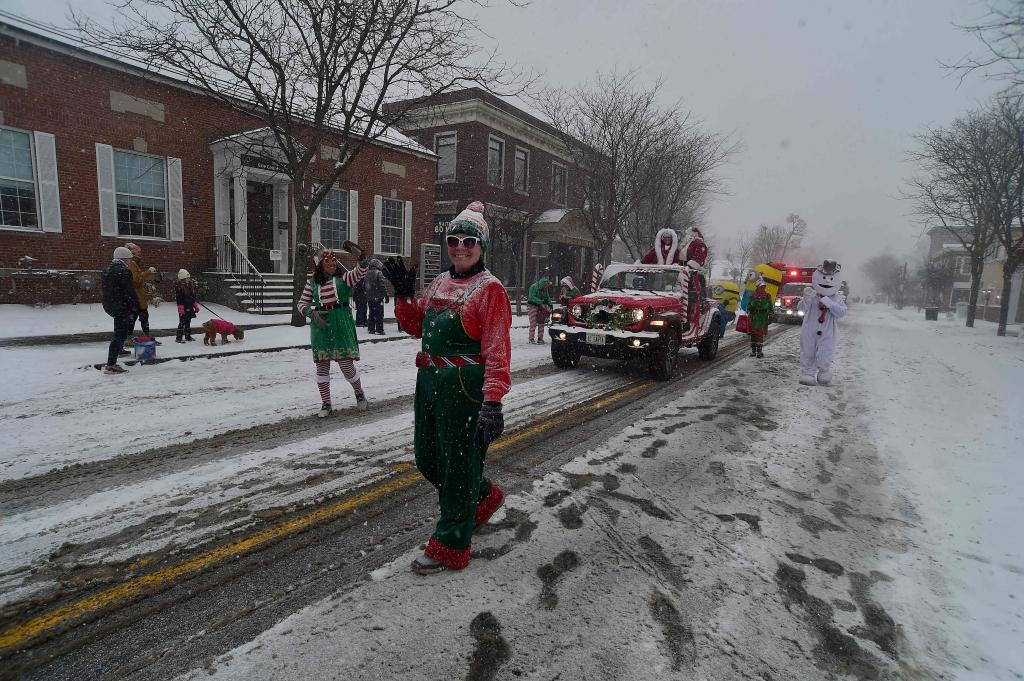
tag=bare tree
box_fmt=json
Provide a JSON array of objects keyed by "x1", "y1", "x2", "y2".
[
  {"x1": 988, "y1": 95, "x2": 1024, "y2": 335},
  {"x1": 749, "y1": 224, "x2": 788, "y2": 264},
  {"x1": 950, "y1": 0, "x2": 1024, "y2": 95},
  {"x1": 724, "y1": 229, "x2": 755, "y2": 281},
  {"x1": 780, "y1": 213, "x2": 808, "y2": 260},
  {"x1": 862, "y1": 253, "x2": 902, "y2": 303},
  {"x1": 618, "y1": 123, "x2": 736, "y2": 258},
  {"x1": 76, "y1": 0, "x2": 518, "y2": 325},
  {"x1": 484, "y1": 206, "x2": 533, "y2": 287},
  {"x1": 917, "y1": 252, "x2": 959, "y2": 308},
  {"x1": 905, "y1": 107, "x2": 1006, "y2": 326},
  {"x1": 537, "y1": 72, "x2": 733, "y2": 266}
]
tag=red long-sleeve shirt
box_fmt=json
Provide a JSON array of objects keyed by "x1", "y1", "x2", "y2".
[{"x1": 395, "y1": 269, "x2": 512, "y2": 403}]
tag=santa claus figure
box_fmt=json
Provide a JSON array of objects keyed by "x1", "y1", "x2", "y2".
[
  {"x1": 640, "y1": 228, "x2": 683, "y2": 265},
  {"x1": 798, "y1": 260, "x2": 847, "y2": 386}
]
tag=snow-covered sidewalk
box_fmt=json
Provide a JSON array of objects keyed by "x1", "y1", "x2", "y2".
[{"x1": 174, "y1": 308, "x2": 1023, "y2": 681}]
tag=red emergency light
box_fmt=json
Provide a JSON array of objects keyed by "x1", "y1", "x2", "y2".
[{"x1": 789, "y1": 270, "x2": 798, "y2": 276}]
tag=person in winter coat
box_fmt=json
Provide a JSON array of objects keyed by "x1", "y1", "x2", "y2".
[
  {"x1": 384, "y1": 200, "x2": 511, "y2": 575},
  {"x1": 798, "y1": 259, "x2": 848, "y2": 385},
  {"x1": 558, "y1": 275, "x2": 581, "y2": 305},
  {"x1": 352, "y1": 268, "x2": 369, "y2": 327},
  {"x1": 101, "y1": 246, "x2": 140, "y2": 374},
  {"x1": 747, "y1": 282, "x2": 773, "y2": 358},
  {"x1": 174, "y1": 269, "x2": 200, "y2": 342},
  {"x1": 363, "y1": 259, "x2": 391, "y2": 335},
  {"x1": 527, "y1": 274, "x2": 554, "y2": 344},
  {"x1": 124, "y1": 242, "x2": 158, "y2": 343},
  {"x1": 640, "y1": 228, "x2": 683, "y2": 265},
  {"x1": 296, "y1": 244, "x2": 369, "y2": 417}
]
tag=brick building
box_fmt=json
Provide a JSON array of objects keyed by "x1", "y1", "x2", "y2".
[
  {"x1": 387, "y1": 88, "x2": 594, "y2": 287},
  {"x1": 0, "y1": 21, "x2": 436, "y2": 312}
]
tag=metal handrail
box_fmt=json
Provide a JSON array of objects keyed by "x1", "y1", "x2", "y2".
[{"x1": 213, "y1": 234, "x2": 267, "y2": 313}]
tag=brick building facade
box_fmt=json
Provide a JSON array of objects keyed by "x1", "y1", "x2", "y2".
[
  {"x1": 388, "y1": 88, "x2": 593, "y2": 287},
  {"x1": 0, "y1": 21, "x2": 436, "y2": 308}
]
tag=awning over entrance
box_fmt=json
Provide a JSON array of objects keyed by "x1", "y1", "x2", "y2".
[{"x1": 532, "y1": 208, "x2": 594, "y2": 249}]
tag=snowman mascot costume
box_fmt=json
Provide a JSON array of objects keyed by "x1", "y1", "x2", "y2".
[{"x1": 798, "y1": 260, "x2": 847, "y2": 386}]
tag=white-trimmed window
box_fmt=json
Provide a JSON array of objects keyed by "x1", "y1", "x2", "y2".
[
  {"x1": 514, "y1": 147, "x2": 529, "y2": 194},
  {"x1": 0, "y1": 127, "x2": 37, "y2": 229},
  {"x1": 551, "y1": 161, "x2": 567, "y2": 205},
  {"x1": 435, "y1": 132, "x2": 456, "y2": 183},
  {"x1": 381, "y1": 198, "x2": 405, "y2": 254},
  {"x1": 320, "y1": 187, "x2": 349, "y2": 249},
  {"x1": 956, "y1": 255, "x2": 971, "y2": 276},
  {"x1": 487, "y1": 135, "x2": 505, "y2": 187},
  {"x1": 114, "y1": 150, "x2": 167, "y2": 238},
  {"x1": 1, "y1": 127, "x2": 62, "y2": 233}
]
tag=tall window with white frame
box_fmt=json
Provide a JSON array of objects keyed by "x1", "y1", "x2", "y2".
[
  {"x1": 114, "y1": 150, "x2": 167, "y2": 238},
  {"x1": 514, "y1": 147, "x2": 529, "y2": 194},
  {"x1": 0, "y1": 128, "x2": 38, "y2": 229},
  {"x1": 381, "y1": 197, "x2": 405, "y2": 255},
  {"x1": 435, "y1": 132, "x2": 456, "y2": 183},
  {"x1": 487, "y1": 136, "x2": 504, "y2": 187},
  {"x1": 320, "y1": 188, "x2": 349, "y2": 249},
  {"x1": 551, "y1": 162, "x2": 567, "y2": 205}
]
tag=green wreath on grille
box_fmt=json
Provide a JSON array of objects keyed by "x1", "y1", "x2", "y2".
[{"x1": 586, "y1": 299, "x2": 636, "y2": 330}]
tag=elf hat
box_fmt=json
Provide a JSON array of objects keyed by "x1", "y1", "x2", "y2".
[
  {"x1": 447, "y1": 201, "x2": 490, "y2": 253},
  {"x1": 177, "y1": 269, "x2": 191, "y2": 280},
  {"x1": 314, "y1": 249, "x2": 338, "y2": 267}
]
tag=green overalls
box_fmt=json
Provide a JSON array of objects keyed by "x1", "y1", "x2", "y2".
[
  {"x1": 414, "y1": 304, "x2": 495, "y2": 551},
  {"x1": 310, "y1": 277, "x2": 360, "y2": 361}
]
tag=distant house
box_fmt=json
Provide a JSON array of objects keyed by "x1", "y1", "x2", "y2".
[
  {"x1": 927, "y1": 225, "x2": 1023, "y2": 323},
  {"x1": 386, "y1": 88, "x2": 595, "y2": 287}
]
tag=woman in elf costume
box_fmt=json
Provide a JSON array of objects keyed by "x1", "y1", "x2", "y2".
[
  {"x1": 384, "y1": 201, "x2": 512, "y2": 575},
  {"x1": 296, "y1": 243, "x2": 369, "y2": 417}
]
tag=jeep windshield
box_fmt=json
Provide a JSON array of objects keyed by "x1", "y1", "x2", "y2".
[{"x1": 601, "y1": 269, "x2": 682, "y2": 294}]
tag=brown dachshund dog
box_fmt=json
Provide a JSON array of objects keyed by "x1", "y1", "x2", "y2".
[{"x1": 202, "y1": 319, "x2": 245, "y2": 346}]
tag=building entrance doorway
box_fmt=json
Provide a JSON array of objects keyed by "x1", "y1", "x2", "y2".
[{"x1": 246, "y1": 181, "x2": 275, "y2": 272}]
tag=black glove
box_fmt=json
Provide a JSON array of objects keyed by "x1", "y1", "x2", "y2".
[
  {"x1": 383, "y1": 257, "x2": 417, "y2": 298},
  {"x1": 475, "y1": 401, "x2": 504, "y2": 448},
  {"x1": 309, "y1": 309, "x2": 328, "y2": 329}
]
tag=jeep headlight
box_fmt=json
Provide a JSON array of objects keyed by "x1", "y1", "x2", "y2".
[
  {"x1": 774, "y1": 299, "x2": 781, "y2": 307},
  {"x1": 571, "y1": 304, "x2": 583, "y2": 318},
  {"x1": 631, "y1": 308, "x2": 644, "y2": 322}
]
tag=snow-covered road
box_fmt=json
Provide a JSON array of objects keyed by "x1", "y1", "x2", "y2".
[
  {"x1": 1, "y1": 326, "x2": 747, "y2": 615},
  {"x1": 163, "y1": 308, "x2": 1022, "y2": 681}
]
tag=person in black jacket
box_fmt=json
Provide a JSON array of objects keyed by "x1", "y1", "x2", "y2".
[
  {"x1": 102, "y1": 247, "x2": 140, "y2": 374},
  {"x1": 174, "y1": 269, "x2": 200, "y2": 342},
  {"x1": 364, "y1": 259, "x2": 390, "y2": 334}
]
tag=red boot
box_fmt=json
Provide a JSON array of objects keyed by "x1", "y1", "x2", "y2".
[{"x1": 475, "y1": 485, "x2": 506, "y2": 528}]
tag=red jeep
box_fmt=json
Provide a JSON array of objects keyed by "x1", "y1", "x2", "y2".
[{"x1": 548, "y1": 264, "x2": 722, "y2": 380}]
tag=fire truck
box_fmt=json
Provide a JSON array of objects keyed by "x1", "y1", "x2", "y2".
[{"x1": 773, "y1": 265, "x2": 817, "y2": 324}]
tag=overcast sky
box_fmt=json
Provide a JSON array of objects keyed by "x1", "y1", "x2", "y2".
[{"x1": 6, "y1": 0, "x2": 1008, "y2": 292}]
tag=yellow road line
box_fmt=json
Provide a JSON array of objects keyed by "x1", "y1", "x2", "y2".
[
  {"x1": 0, "y1": 463, "x2": 419, "y2": 654},
  {"x1": 0, "y1": 338, "x2": 765, "y2": 655}
]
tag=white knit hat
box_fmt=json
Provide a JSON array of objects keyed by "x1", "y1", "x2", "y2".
[
  {"x1": 113, "y1": 246, "x2": 133, "y2": 259},
  {"x1": 447, "y1": 201, "x2": 490, "y2": 252},
  {"x1": 177, "y1": 268, "x2": 191, "y2": 280}
]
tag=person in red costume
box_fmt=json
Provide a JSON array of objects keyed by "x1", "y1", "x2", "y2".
[
  {"x1": 640, "y1": 228, "x2": 683, "y2": 265},
  {"x1": 384, "y1": 201, "x2": 512, "y2": 574}
]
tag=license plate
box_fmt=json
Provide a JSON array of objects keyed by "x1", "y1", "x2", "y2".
[{"x1": 585, "y1": 332, "x2": 606, "y2": 346}]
